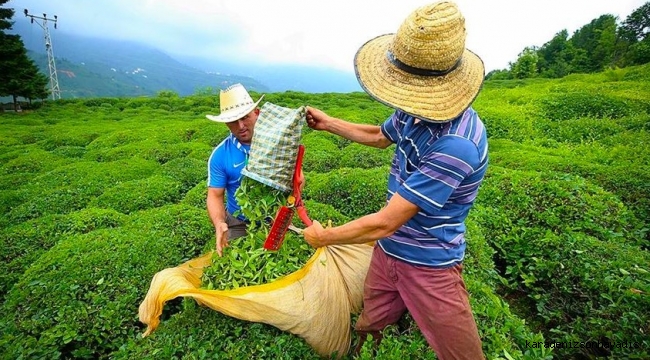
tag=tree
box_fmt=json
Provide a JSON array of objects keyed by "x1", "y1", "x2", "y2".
[
  {"x1": 619, "y1": 2, "x2": 650, "y2": 65},
  {"x1": 570, "y1": 15, "x2": 618, "y2": 72},
  {"x1": 536, "y1": 30, "x2": 581, "y2": 78},
  {"x1": 0, "y1": 0, "x2": 50, "y2": 110},
  {"x1": 620, "y1": 2, "x2": 650, "y2": 41},
  {"x1": 485, "y1": 69, "x2": 512, "y2": 80},
  {"x1": 510, "y1": 47, "x2": 539, "y2": 79}
]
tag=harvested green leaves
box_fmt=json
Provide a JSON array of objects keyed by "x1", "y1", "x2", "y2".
[{"x1": 201, "y1": 177, "x2": 314, "y2": 290}]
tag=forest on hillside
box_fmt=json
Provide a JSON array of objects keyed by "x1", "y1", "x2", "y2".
[
  {"x1": 488, "y1": 2, "x2": 650, "y2": 80},
  {"x1": 0, "y1": 63, "x2": 648, "y2": 359}
]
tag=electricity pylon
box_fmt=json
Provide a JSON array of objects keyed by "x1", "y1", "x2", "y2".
[{"x1": 24, "y1": 9, "x2": 61, "y2": 100}]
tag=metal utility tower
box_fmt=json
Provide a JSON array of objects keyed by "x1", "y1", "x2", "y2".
[{"x1": 24, "y1": 9, "x2": 61, "y2": 100}]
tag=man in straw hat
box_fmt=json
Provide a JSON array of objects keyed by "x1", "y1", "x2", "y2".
[
  {"x1": 206, "y1": 83, "x2": 264, "y2": 257},
  {"x1": 303, "y1": 1, "x2": 486, "y2": 358}
]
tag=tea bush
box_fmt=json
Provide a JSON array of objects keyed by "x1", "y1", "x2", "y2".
[
  {"x1": 90, "y1": 175, "x2": 184, "y2": 214},
  {"x1": 302, "y1": 132, "x2": 342, "y2": 172},
  {"x1": 181, "y1": 182, "x2": 207, "y2": 209},
  {"x1": 1, "y1": 146, "x2": 70, "y2": 175},
  {"x1": 113, "y1": 301, "x2": 319, "y2": 359},
  {"x1": 473, "y1": 167, "x2": 650, "y2": 359},
  {"x1": 475, "y1": 106, "x2": 536, "y2": 142},
  {"x1": 87, "y1": 140, "x2": 193, "y2": 164},
  {"x1": 488, "y1": 139, "x2": 650, "y2": 245},
  {"x1": 539, "y1": 91, "x2": 632, "y2": 121},
  {"x1": 0, "y1": 208, "x2": 126, "y2": 299},
  {"x1": 304, "y1": 167, "x2": 389, "y2": 218},
  {"x1": 339, "y1": 143, "x2": 394, "y2": 169},
  {"x1": 37, "y1": 130, "x2": 100, "y2": 151},
  {"x1": 7, "y1": 186, "x2": 101, "y2": 223},
  {"x1": 51, "y1": 145, "x2": 88, "y2": 159},
  {"x1": 160, "y1": 157, "x2": 205, "y2": 192},
  {"x1": 0, "y1": 205, "x2": 208, "y2": 359},
  {"x1": 536, "y1": 116, "x2": 627, "y2": 143}
]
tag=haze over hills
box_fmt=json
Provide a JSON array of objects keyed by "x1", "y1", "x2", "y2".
[
  {"x1": 175, "y1": 55, "x2": 363, "y2": 94},
  {"x1": 12, "y1": 20, "x2": 268, "y2": 99},
  {"x1": 10, "y1": 20, "x2": 362, "y2": 99}
]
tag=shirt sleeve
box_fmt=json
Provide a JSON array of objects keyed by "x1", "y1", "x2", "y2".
[
  {"x1": 397, "y1": 135, "x2": 481, "y2": 213},
  {"x1": 207, "y1": 148, "x2": 227, "y2": 188},
  {"x1": 380, "y1": 111, "x2": 402, "y2": 144}
]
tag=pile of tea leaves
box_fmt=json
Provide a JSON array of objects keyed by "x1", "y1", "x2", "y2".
[{"x1": 201, "y1": 177, "x2": 315, "y2": 290}]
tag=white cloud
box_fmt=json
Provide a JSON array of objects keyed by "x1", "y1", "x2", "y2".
[{"x1": 9, "y1": 0, "x2": 647, "y2": 73}]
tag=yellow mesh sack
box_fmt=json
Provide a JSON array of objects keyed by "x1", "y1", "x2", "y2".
[{"x1": 138, "y1": 243, "x2": 373, "y2": 358}]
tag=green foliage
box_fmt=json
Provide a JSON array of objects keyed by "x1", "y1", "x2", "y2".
[
  {"x1": 113, "y1": 302, "x2": 319, "y2": 359},
  {"x1": 496, "y1": 2, "x2": 650, "y2": 79},
  {"x1": 510, "y1": 47, "x2": 539, "y2": 79},
  {"x1": 160, "y1": 157, "x2": 205, "y2": 192},
  {"x1": 90, "y1": 175, "x2": 184, "y2": 214},
  {"x1": 473, "y1": 167, "x2": 650, "y2": 359},
  {"x1": 0, "y1": 5, "x2": 49, "y2": 102},
  {"x1": 302, "y1": 200, "x2": 350, "y2": 226},
  {"x1": 0, "y1": 205, "x2": 208, "y2": 359},
  {"x1": 0, "y1": 207, "x2": 126, "y2": 299},
  {"x1": 487, "y1": 139, "x2": 650, "y2": 243},
  {"x1": 339, "y1": 143, "x2": 394, "y2": 169},
  {"x1": 302, "y1": 131, "x2": 342, "y2": 172},
  {"x1": 1, "y1": 146, "x2": 70, "y2": 174},
  {"x1": 540, "y1": 91, "x2": 631, "y2": 121},
  {"x1": 181, "y1": 182, "x2": 207, "y2": 209},
  {"x1": 201, "y1": 178, "x2": 314, "y2": 290},
  {"x1": 304, "y1": 167, "x2": 389, "y2": 218},
  {"x1": 0, "y1": 69, "x2": 648, "y2": 359}
]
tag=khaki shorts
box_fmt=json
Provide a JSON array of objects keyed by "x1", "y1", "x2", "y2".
[{"x1": 225, "y1": 212, "x2": 248, "y2": 240}]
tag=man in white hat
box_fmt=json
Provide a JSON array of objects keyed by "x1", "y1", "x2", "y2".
[
  {"x1": 303, "y1": 2, "x2": 486, "y2": 359},
  {"x1": 206, "y1": 83, "x2": 264, "y2": 257}
]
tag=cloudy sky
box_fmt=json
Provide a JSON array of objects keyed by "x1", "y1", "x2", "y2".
[{"x1": 8, "y1": 0, "x2": 647, "y2": 74}]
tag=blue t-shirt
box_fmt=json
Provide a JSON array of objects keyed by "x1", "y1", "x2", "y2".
[
  {"x1": 378, "y1": 108, "x2": 489, "y2": 267},
  {"x1": 207, "y1": 134, "x2": 250, "y2": 220}
]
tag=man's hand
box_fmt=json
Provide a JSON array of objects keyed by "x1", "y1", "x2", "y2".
[
  {"x1": 303, "y1": 220, "x2": 326, "y2": 248},
  {"x1": 215, "y1": 222, "x2": 229, "y2": 257},
  {"x1": 306, "y1": 106, "x2": 330, "y2": 131}
]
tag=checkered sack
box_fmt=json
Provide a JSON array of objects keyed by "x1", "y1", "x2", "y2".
[{"x1": 241, "y1": 102, "x2": 306, "y2": 192}]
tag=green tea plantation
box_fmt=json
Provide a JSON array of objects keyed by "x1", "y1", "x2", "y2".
[{"x1": 1, "y1": 64, "x2": 649, "y2": 359}]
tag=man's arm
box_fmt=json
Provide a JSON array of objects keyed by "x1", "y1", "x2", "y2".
[
  {"x1": 306, "y1": 106, "x2": 393, "y2": 149},
  {"x1": 207, "y1": 187, "x2": 229, "y2": 256},
  {"x1": 303, "y1": 192, "x2": 419, "y2": 248}
]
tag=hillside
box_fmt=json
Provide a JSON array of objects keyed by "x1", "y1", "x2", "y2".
[
  {"x1": 11, "y1": 20, "x2": 361, "y2": 97},
  {"x1": 11, "y1": 20, "x2": 269, "y2": 98},
  {"x1": 0, "y1": 65, "x2": 648, "y2": 359}
]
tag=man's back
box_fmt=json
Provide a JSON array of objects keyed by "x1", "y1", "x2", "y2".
[{"x1": 378, "y1": 108, "x2": 488, "y2": 267}]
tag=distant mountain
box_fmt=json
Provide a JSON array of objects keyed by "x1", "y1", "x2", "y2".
[
  {"x1": 175, "y1": 55, "x2": 363, "y2": 93},
  {"x1": 11, "y1": 21, "x2": 269, "y2": 98}
]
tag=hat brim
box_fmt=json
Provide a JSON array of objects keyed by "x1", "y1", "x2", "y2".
[
  {"x1": 206, "y1": 95, "x2": 265, "y2": 123},
  {"x1": 354, "y1": 34, "x2": 485, "y2": 123}
]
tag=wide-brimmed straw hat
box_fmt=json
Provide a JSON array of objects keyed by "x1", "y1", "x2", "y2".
[
  {"x1": 354, "y1": 1, "x2": 484, "y2": 122},
  {"x1": 206, "y1": 83, "x2": 264, "y2": 123}
]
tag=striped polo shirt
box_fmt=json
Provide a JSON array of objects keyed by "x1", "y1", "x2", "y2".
[
  {"x1": 207, "y1": 134, "x2": 250, "y2": 220},
  {"x1": 378, "y1": 108, "x2": 489, "y2": 267}
]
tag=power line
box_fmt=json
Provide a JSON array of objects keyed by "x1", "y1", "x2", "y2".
[{"x1": 24, "y1": 9, "x2": 61, "y2": 100}]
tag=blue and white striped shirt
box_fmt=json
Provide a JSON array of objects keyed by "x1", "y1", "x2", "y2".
[{"x1": 378, "y1": 108, "x2": 489, "y2": 267}]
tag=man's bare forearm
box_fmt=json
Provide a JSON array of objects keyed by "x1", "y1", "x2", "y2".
[
  {"x1": 325, "y1": 117, "x2": 392, "y2": 149},
  {"x1": 206, "y1": 190, "x2": 226, "y2": 226}
]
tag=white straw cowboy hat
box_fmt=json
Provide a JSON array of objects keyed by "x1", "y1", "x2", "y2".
[
  {"x1": 354, "y1": 1, "x2": 484, "y2": 122},
  {"x1": 206, "y1": 83, "x2": 265, "y2": 123}
]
